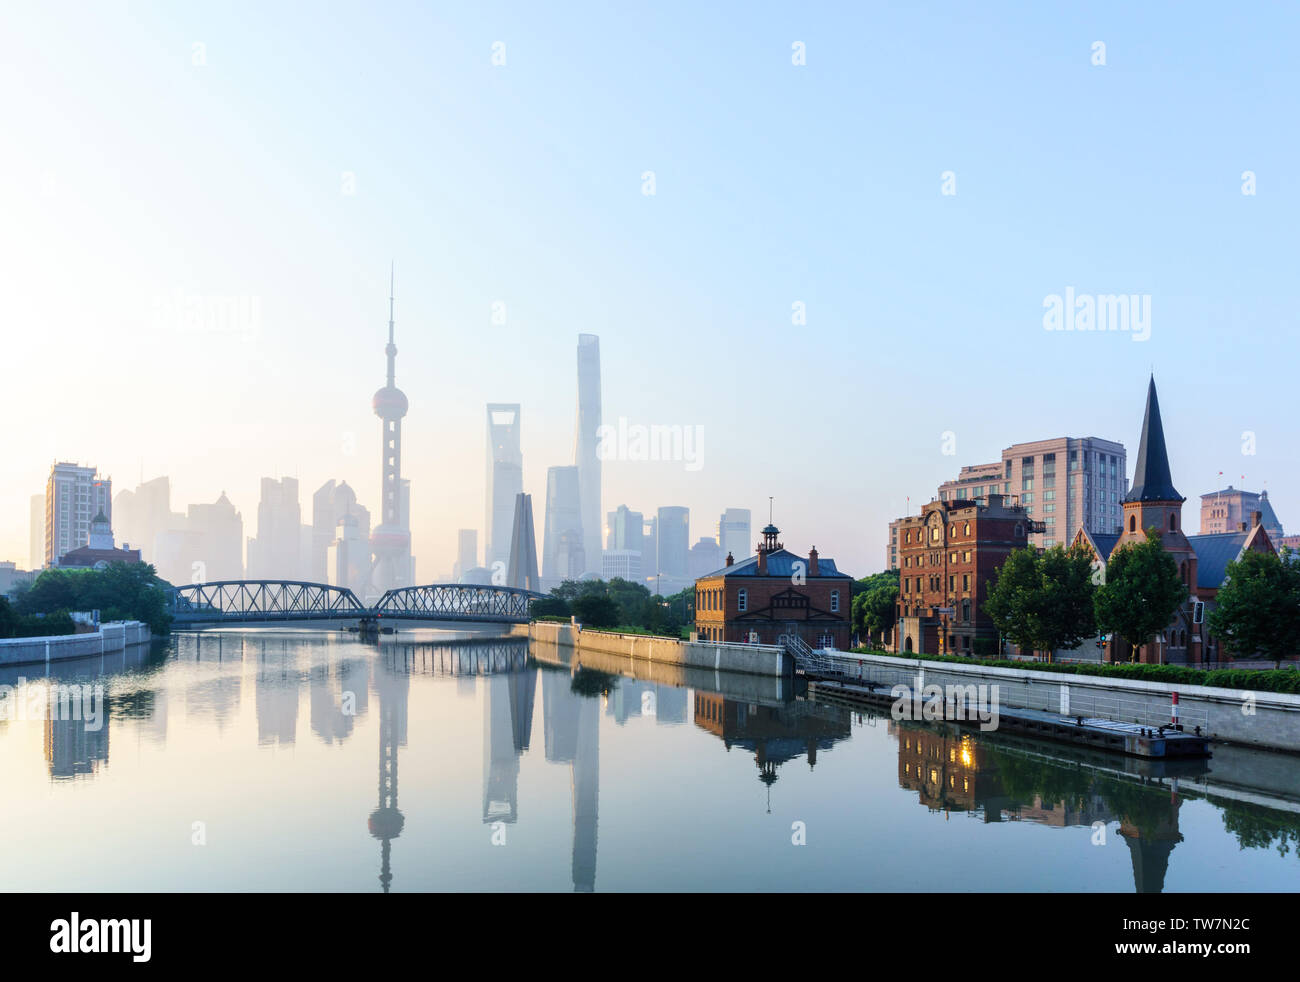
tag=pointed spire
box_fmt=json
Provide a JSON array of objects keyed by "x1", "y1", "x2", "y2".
[{"x1": 1126, "y1": 375, "x2": 1184, "y2": 503}]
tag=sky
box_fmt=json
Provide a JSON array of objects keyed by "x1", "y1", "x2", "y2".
[{"x1": 2, "y1": 1, "x2": 1298, "y2": 577}]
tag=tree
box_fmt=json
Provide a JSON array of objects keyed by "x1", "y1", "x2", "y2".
[
  {"x1": 985, "y1": 544, "x2": 1097, "y2": 659},
  {"x1": 16, "y1": 562, "x2": 173, "y2": 634},
  {"x1": 1094, "y1": 528, "x2": 1187, "y2": 663},
  {"x1": 1207, "y1": 547, "x2": 1300, "y2": 668},
  {"x1": 571, "y1": 593, "x2": 621, "y2": 629},
  {"x1": 852, "y1": 577, "x2": 898, "y2": 648}
]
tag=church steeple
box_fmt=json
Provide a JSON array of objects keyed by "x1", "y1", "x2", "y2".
[{"x1": 1126, "y1": 376, "x2": 1183, "y2": 503}]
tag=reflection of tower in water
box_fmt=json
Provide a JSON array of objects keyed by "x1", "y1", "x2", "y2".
[
  {"x1": 368, "y1": 651, "x2": 410, "y2": 893},
  {"x1": 483, "y1": 668, "x2": 537, "y2": 824},
  {"x1": 542, "y1": 668, "x2": 601, "y2": 892}
]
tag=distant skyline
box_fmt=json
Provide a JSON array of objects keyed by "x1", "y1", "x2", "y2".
[{"x1": 3, "y1": 2, "x2": 1298, "y2": 576}]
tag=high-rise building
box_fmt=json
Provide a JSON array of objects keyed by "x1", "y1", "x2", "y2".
[
  {"x1": 574, "y1": 334, "x2": 602, "y2": 576},
  {"x1": 485, "y1": 403, "x2": 523, "y2": 571},
  {"x1": 312, "y1": 480, "x2": 370, "y2": 582},
  {"x1": 542, "y1": 465, "x2": 583, "y2": 590},
  {"x1": 642, "y1": 516, "x2": 658, "y2": 590},
  {"x1": 185, "y1": 492, "x2": 244, "y2": 582},
  {"x1": 44, "y1": 462, "x2": 112, "y2": 566},
  {"x1": 688, "y1": 536, "x2": 723, "y2": 578},
  {"x1": 1199, "y1": 486, "x2": 1283, "y2": 542},
  {"x1": 937, "y1": 436, "x2": 1128, "y2": 549},
  {"x1": 655, "y1": 506, "x2": 689, "y2": 590},
  {"x1": 369, "y1": 269, "x2": 413, "y2": 596},
  {"x1": 246, "y1": 476, "x2": 303, "y2": 580},
  {"x1": 717, "y1": 508, "x2": 751, "y2": 562},
  {"x1": 453, "y1": 529, "x2": 478, "y2": 582},
  {"x1": 506, "y1": 492, "x2": 540, "y2": 592},
  {"x1": 605, "y1": 504, "x2": 643, "y2": 555},
  {"x1": 601, "y1": 549, "x2": 641, "y2": 581},
  {"x1": 29, "y1": 494, "x2": 44, "y2": 570},
  {"x1": 112, "y1": 475, "x2": 178, "y2": 565},
  {"x1": 327, "y1": 513, "x2": 370, "y2": 596}
]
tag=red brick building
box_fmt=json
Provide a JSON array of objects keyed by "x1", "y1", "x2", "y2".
[
  {"x1": 693, "y1": 524, "x2": 852, "y2": 649},
  {"x1": 892, "y1": 494, "x2": 1037, "y2": 656},
  {"x1": 1074, "y1": 377, "x2": 1276, "y2": 665}
]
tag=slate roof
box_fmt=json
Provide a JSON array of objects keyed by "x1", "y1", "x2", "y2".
[
  {"x1": 697, "y1": 547, "x2": 849, "y2": 580},
  {"x1": 1188, "y1": 532, "x2": 1249, "y2": 589},
  {"x1": 1125, "y1": 376, "x2": 1184, "y2": 503}
]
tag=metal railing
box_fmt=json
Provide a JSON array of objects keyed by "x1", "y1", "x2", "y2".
[{"x1": 813, "y1": 653, "x2": 1210, "y2": 732}]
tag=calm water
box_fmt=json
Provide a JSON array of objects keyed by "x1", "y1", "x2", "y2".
[{"x1": 3, "y1": 629, "x2": 1298, "y2": 893}]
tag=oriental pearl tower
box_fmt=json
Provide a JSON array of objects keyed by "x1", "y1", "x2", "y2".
[{"x1": 369, "y1": 266, "x2": 412, "y2": 598}]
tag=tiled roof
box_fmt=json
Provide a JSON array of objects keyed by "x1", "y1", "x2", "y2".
[{"x1": 697, "y1": 548, "x2": 849, "y2": 580}]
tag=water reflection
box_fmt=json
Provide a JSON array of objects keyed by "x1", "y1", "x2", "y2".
[
  {"x1": 1, "y1": 631, "x2": 1298, "y2": 891},
  {"x1": 694, "y1": 694, "x2": 852, "y2": 811}
]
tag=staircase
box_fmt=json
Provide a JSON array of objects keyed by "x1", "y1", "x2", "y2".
[{"x1": 782, "y1": 635, "x2": 841, "y2": 678}]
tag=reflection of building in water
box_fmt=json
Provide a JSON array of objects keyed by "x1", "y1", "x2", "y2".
[
  {"x1": 893, "y1": 723, "x2": 1009, "y2": 818},
  {"x1": 1120, "y1": 793, "x2": 1184, "y2": 894},
  {"x1": 483, "y1": 668, "x2": 537, "y2": 823},
  {"x1": 607, "y1": 679, "x2": 656, "y2": 725},
  {"x1": 44, "y1": 713, "x2": 110, "y2": 780},
  {"x1": 541, "y1": 668, "x2": 600, "y2": 892},
  {"x1": 255, "y1": 645, "x2": 301, "y2": 747},
  {"x1": 889, "y1": 722, "x2": 1183, "y2": 892},
  {"x1": 310, "y1": 654, "x2": 369, "y2": 746},
  {"x1": 694, "y1": 693, "x2": 851, "y2": 809},
  {"x1": 369, "y1": 653, "x2": 409, "y2": 893},
  {"x1": 654, "y1": 685, "x2": 687, "y2": 724}
]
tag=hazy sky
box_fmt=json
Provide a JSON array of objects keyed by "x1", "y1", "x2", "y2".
[{"x1": 3, "y1": 2, "x2": 1297, "y2": 576}]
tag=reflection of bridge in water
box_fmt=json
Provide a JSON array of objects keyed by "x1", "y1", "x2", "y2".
[{"x1": 167, "y1": 580, "x2": 544, "y2": 627}]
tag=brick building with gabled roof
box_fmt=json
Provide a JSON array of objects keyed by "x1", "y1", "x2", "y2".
[{"x1": 693, "y1": 523, "x2": 852, "y2": 649}]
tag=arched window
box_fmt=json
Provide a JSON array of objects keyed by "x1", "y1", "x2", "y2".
[
  {"x1": 1129, "y1": 515, "x2": 1137, "y2": 532},
  {"x1": 964, "y1": 522, "x2": 970, "y2": 535}
]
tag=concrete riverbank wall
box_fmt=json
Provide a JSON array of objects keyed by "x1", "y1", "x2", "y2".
[
  {"x1": 0, "y1": 621, "x2": 153, "y2": 668},
  {"x1": 829, "y1": 651, "x2": 1300, "y2": 753},
  {"x1": 520, "y1": 621, "x2": 788, "y2": 680},
  {"x1": 521, "y1": 622, "x2": 790, "y2": 705}
]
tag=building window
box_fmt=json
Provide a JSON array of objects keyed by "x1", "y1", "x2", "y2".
[
  {"x1": 1130, "y1": 515, "x2": 1137, "y2": 532},
  {"x1": 1169, "y1": 513, "x2": 1177, "y2": 531},
  {"x1": 963, "y1": 522, "x2": 970, "y2": 535},
  {"x1": 738, "y1": 588, "x2": 747, "y2": 612},
  {"x1": 830, "y1": 590, "x2": 839, "y2": 613}
]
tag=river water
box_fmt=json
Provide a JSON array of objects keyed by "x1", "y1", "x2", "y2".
[{"x1": 2, "y1": 629, "x2": 1297, "y2": 892}]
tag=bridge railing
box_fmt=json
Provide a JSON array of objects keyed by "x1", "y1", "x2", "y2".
[{"x1": 168, "y1": 580, "x2": 544, "y2": 624}]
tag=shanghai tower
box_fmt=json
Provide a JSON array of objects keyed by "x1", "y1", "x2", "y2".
[
  {"x1": 574, "y1": 334, "x2": 601, "y2": 575},
  {"x1": 369, "y1": 266, "x2": 412, "y2": 597}
]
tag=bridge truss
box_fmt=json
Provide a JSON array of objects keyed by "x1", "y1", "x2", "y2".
[{"x1": 169, "y1": 580, "x2": 543, "y2": 627}]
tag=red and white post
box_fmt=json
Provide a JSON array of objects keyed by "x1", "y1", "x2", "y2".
[{"x1": 1171, "y1": 691, "x2": 1180, "y2": 729}]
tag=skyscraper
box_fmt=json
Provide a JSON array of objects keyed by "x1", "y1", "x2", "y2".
[
  {"x1": 246, "y1": 477, "x2": 302, "y2": 579},
  {"x1": 574, "y1": 334, "x2": 602, "y2": 576},
  {"x1": 485, "y1": 403, "x2": 523, "y2": 571},
  {"x1": 370, "y1": 268, "x2": 413, "y2": 596},
  {"x1": 29, "y1": 494, "x2": 44, "y2": 570},
  {"x1": 655, "y1": 506, "x2": 689, "y2": 589},
  {"x1": 542, "y1": 465, "x2": 583, "y2": 590},
  {"x1": 605, "y1": 504, "x2": 643, "y2": 555},
  {"x1": 506, "y1": 492, "x2": 540, "y2": 592},
  {"x1": 717, "y1": 508, "x2": 751, "y2": 561},
  {"x1": 44, "y1": 462, "x2": 112, "y2": 566},
  {"x1": 453, "y1": 529, "x2": 477, "y2": 581},
  {"x1": 312, "y1": 480, "x2": 370, "y2": 582}
]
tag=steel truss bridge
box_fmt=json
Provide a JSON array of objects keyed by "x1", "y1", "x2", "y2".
[{"x1": 167, "y1": 580, "x2": 543, "y2": 627}]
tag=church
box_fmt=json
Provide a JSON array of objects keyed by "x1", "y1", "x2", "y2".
[{"x1": 1071, "y1": 377, "x2": 1274, "y2": 665}]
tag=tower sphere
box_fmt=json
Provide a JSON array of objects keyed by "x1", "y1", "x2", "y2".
[{"x1": 372, "y1": 386, "x2": 408, "y2": 419}]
